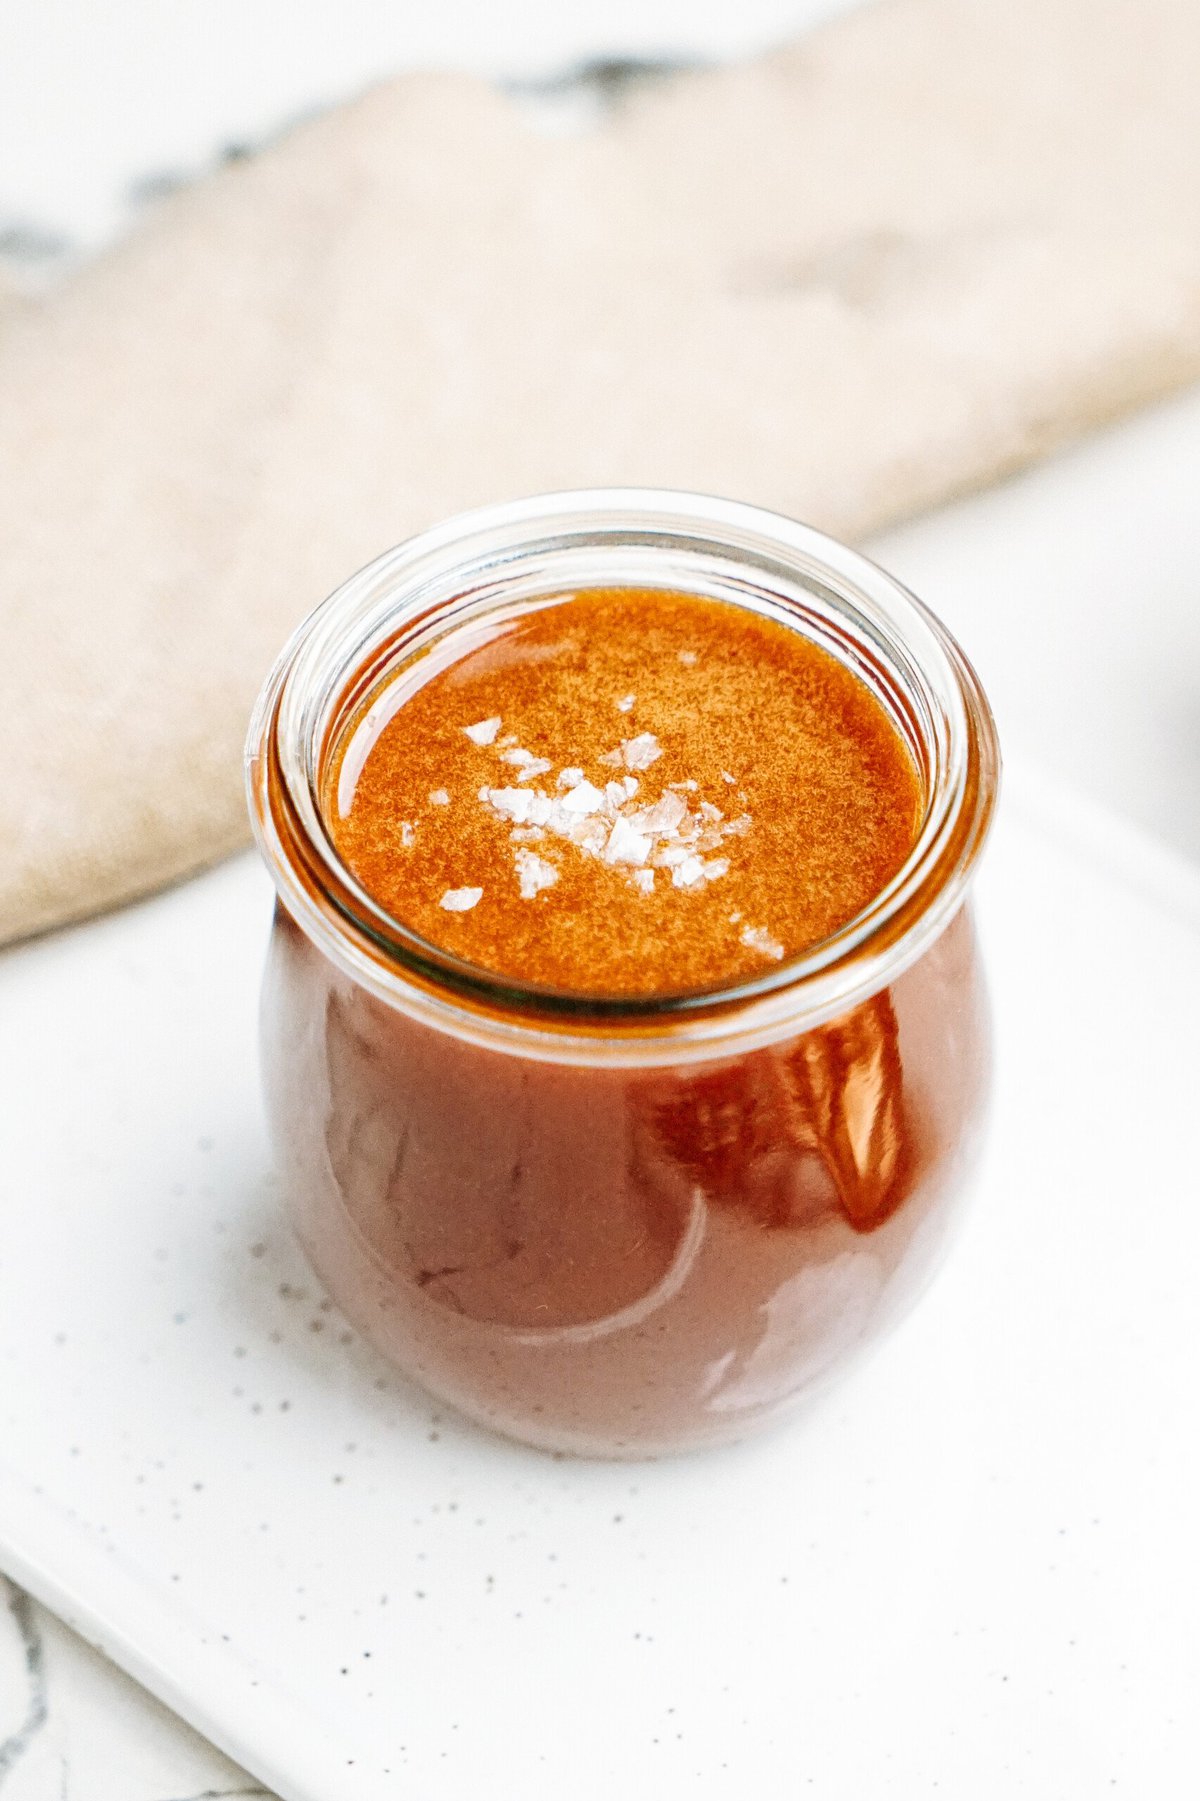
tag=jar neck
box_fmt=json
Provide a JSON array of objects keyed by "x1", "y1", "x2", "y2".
[{"x1": 246, "y1": 490, "x2": 999, "y2": 1066}]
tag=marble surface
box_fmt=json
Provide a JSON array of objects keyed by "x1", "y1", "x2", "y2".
[
  {"x1": 0, "y1": 1576, "x2": 264, "y2": 1799},
  {"x1": 2, "y1": 1, "x2": 1198, "y2": 1793}
]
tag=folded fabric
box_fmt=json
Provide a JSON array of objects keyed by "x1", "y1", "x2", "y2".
[{"x1": 2, "y1": 0, "x2": 1198, "y2": 945}]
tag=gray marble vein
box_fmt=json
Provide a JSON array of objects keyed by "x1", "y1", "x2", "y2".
[
  {"x1": 0, "y1": 1578, "x2": 275, "y2": 1801},
  {"x1": 0, "y1": 1588, "x2": 48, "y2": 1784}
]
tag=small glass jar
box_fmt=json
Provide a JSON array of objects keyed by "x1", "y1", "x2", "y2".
[{"x1": 246, "y1": 491, "x2": 999, "y2": 1457}]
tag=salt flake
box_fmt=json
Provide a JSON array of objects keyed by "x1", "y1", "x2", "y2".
[
  {"x1": 514, "y1": 848, "x2": 559, "y2": 899},
  {"x1": 741, "y1": 924, "x2": 784, "y2": 961},
  {"x1": 559, "y1": 779, "x2": 607, "y2": 816},
  {"x1": 630, "y1": 791, "x2": 688, "y2": 836},
  {"x1": 631, "y1": 868, "x2": 655, "y2": 895},
  {"x1": 484, "y1": 786, "x2": 534, "y2": 823},
  {"x1": 620, "y1": 732, "x2": 663, "y2": 771},
  {"x1": 617, "y1": 694, "x2": 636, "y2": 713},
  {"x1": 672, "y1": 855, "x2": 706, "y2": 890},
  {"x1": 429, "y1": 788, "x2": 450, "y2": 806},
  {"x1": 463, "y1": 717, "x2": 501, "y2": 746},
  {"x1": 605, "y1": 816, "x2": 652, "y2": 866},
  {"x1": 440, "y1": 886, "x2": 483, "y2": 912}
]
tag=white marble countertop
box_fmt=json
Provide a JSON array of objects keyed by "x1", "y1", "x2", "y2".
[{"x1": 2, "y1": 2, "x2": 1198, "y2": 1795}]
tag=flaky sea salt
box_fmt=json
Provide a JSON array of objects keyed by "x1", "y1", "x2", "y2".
[
  {"x1": 501, "y1": 747, "x2": 553, "y2": 780},
  {"x1": 618, "y1": 732, "x2": 663, "y2": 771},
  {"x1": 429, "y1": 788, "x2": 450, "y2": 806},
  {"x1": 440, "y1": 886, "x2": 483, "y2": 912},
  {"x1": 604, "y1": 815, "x2": 652, "y2": 867},
  {"x1": 672, "y1": 855, "x2": 706, "y2": 890},
  {"x1": 617, "y1": 693, "x2": 636, "y2": 712},
  {"x1": 741, "y1": 924, "x2": 784, "y2": 960},
  {"x1": 678, "y1": 649, "x2": 698, "y2": 666},
  {"x1": 572, "y1": 816, "x2": 609, "y2": 857},
  {"x1": 469, "y1": 718, "x2": 748, "y2": 912},
  {"x1": 514, "y1": 848, "x2": 559, "y2": 899},
  {"x1": 630, "y1": 791, "x2": 687, "y2": 836},
  {"x1": 721, "y1": 770, "x2": 737, "y2": 785},
  {"x1": 399, "y1": 820, "x2": 416, "y2": 847},
  {"x1": 559, "y1": 779, "x2": 607, "y2": 816},
  {"x1": 483, "y1": 786, "x2": 534, "y2": 823},
  {"x1": 463, "y1": 716, "x2": 502, "y2": 746}
]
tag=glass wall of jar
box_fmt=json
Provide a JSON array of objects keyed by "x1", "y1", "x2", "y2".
[{"x1": 246, "y1": 492, "x2": 999, "y2": 1457}]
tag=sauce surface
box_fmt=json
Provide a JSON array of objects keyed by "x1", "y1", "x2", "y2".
[{"x1": 327, "y1": 587, "x2": 922, "y2": 995}]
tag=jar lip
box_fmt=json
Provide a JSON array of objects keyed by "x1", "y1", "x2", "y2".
[{"x1": 246, "y1": 488, "x2": 999, "y2": 1065}]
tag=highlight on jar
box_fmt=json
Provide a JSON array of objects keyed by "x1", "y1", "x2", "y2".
[{"x1": 245, "y1": 489, "x2": 1000, "y2": 1457}]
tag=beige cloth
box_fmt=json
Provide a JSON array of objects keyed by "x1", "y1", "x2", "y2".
[{"x1": 2, "y1": 0, "x2": 1200, "y2": 946}]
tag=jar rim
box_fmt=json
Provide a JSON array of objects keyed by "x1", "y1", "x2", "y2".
[{"x1": 246, "y1": 488, "x2": 999, "y2": 1065}]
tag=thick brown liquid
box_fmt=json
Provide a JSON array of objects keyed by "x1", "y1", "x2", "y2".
[
  {"x1": 328, "y1": 588, "x2": 922, "y2": 994},
  {"x1": 263, "y1": 584, "x2": 987, "y2": 1455}
]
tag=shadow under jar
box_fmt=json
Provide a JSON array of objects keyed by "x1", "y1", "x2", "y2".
[{"x1": 246, "y1": 490, "x2": 999, "y2": 1457}]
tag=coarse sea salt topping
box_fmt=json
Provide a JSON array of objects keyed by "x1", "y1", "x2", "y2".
[
  {"x1": 463, "y1": 716, "x2": 502, "y2": 746},
  {"x1": 501, "y1": 746, "x2": 554, "y2": 781},
  {"x1": 559, "y1": 779, "x2": 607, "y2": 816},
  {"x1": 604, "y1": 815, "x2": 652, "y2": 867},
  {"x1": 429, "y1": 788, "x2": 450, "y2": 806},
  {"x1": 601, "y1": 731, "x2": 663, "y2": 772},
  {"x1": 440, "y1": 886, "x2": 483, "y2": 912},
  {"x1": 514, "y1": 848, "x2": 559, "y2": 899},
  {"x1": 458, "y1": 707, "x2": 762, "y2": 907},
  {"x1": 740, "y1": 923, "x2": 784, "y2": 960}
]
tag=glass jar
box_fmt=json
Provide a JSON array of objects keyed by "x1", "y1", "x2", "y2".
[{"x1": 246, "y1": 490, "x2": 999, "y2": 1457}]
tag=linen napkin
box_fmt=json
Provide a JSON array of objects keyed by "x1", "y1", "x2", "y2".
[{"x1": 2, "y1": 0, "x2": 1198, "y2": 944}]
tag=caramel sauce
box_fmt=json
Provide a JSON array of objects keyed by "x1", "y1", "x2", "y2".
[{"x1": 327, "y1": 587, "x2": 922, "y2": 995}]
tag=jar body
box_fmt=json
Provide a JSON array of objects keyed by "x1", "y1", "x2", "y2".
[{"x1": 260, "y1": 898, "x2": 990, "y2": 1456}]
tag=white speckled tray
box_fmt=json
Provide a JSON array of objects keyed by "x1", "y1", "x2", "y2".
[{"x1": 1, "y1": 761, "x2": 1197, "y2": 1799}]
